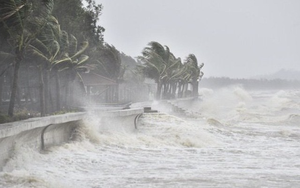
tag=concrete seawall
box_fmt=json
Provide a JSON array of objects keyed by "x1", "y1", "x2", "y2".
[
  {"x1": 0, "y1": 108, "x2": 143, "y2": 170},
  {"x1": 153, "y1": 97, "x2": 200, "y2": 115}
]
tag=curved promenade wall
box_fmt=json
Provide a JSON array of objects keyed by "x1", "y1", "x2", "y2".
[{"x1": 0, "y1": 108, "x2": 143, "y2": 170}]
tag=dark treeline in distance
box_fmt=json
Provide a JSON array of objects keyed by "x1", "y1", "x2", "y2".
[{"x1": 200, "y1": 77, "x2": 300, "y2": 90}]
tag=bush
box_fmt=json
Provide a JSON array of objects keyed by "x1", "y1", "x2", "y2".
[
  {"x1": 0, "y1": 108, "x2": 36, "y2": 124},
  {"x1": 0, "y1": 114, "x2": 11, "y2": 124}
]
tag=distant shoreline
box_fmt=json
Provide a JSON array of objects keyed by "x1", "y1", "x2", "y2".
[{"x1": 200, "y1": 77, "x2": 300, "y2": 90}]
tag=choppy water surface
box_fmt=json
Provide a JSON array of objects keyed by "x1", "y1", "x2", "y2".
[{"x1": 1, "y1": 88, "x2": 300, "y2": 188}]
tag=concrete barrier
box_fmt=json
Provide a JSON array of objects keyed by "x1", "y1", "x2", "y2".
[
  {"x1": 0, "y1": 108, "x2": 143, "y2": 170},
  {"x1": 152, "y1": 97, "x2": 201, "y2": 116}
]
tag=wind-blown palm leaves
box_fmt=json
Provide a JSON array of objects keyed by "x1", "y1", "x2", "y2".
[
  {"x1": 14, "y1": 10, "x2": 89, "y2": 114},
  {"x1": 93, "y1": 44, "x2": 125, "y2": 102},
  {"x1": 0, "y1": 0, "x2": 120, "y2": 118},
  {"x1": 52, "y1": 35, "x2": 89, "y2": 74},
  {"x1": 51, "y1": 34, "x2": 89, "y2": 110},
  {"x1": 0, "y1": 0, "x2": 54, "y2": 116},
  {"x1": 184, "y1": 54, "x2": 204, "y2": 97},
  {"x1": 139, "y1": 41, "x2": 204, "y2": 99},
  {"x1": 28, "y1": 15, "x2": 64, "y2": 115},
  {"x1": 95, "y1": 44, "x2": 122, "y2": 81},
  {"x1": 138, "y1": 41, "x2": 182, "y2": 99},
  {"x1": 29, "y1": 16, "x2": 61, "y2": 64}
]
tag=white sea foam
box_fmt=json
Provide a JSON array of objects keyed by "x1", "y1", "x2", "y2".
[{"x1": 1, "y1": 88, "x2": 300, "y2": 187}]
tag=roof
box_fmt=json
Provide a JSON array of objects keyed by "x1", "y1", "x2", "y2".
[{"x1": 79, "y1": 72, "x2": 116, "y2": 86}]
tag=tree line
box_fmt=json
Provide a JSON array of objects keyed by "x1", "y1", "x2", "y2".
[
  {"x1": 0, "y1": 0, "x2": 125, "y2": 118},
  {"x1": 0, "y1": 0, "x2": 204, "y2": 120},
  {"x1": 200, "y1": 77, "x2": 300, "y2": 90},
  {"x1": 138, "y1": 41, "x2": 204, "y2": 100}
]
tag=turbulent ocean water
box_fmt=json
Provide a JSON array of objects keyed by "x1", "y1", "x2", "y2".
[{"x1": 0, "y1": 87, "x2": 300, "y2": 188}]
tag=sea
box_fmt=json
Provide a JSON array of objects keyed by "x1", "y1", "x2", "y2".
[{"x1": 0, "y1": 87, "x2": 299, "y2": 188}]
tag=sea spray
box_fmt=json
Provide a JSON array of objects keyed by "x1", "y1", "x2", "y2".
[
  {"x1": 138, "y1": 113, "x2": 219, "y2": 148},
  {"x1": 77, "y1": 112, "x2": 219, "y2": 148},
  {"x1": 0, "y1": 146, "x2": 67, "y2": 188},
  {"x1": 197, "y1": 86, "x2": 253, "y2": 123},
  {"x1": 73, "y1": 112, "x2": 103, "y2": 144},
  {"x1": 1, "y1": 89, "x2": 300, "y2": 187},
  {"x1": 266, "y1": 90, "x2": 298, "y2": 111}
]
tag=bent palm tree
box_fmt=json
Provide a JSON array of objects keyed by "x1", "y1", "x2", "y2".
[
  {"x1": 93, "y1": 44, "x2": 122, "y2": 81},
  {"x1": 0, "y1": 0, "x2": 54, "y2": 116},
  {"x1": 28, "y1": 16, "x2": 62, "y2": 115},
  {"x1": 52, "y1": 34, "x2": 89, "y2": 108},
  {"x1": 138, "y1": 41, "x2": 184, "y2": 99},
  {"x1": 138, "y1": 41, "x2": 171, "y2": 99},
  {"x1": 94, "y1": 44, "x2": 123, "y2": 102},
  {"x1": 184, "y1": 54, "x2": 204, "y2": 97}
]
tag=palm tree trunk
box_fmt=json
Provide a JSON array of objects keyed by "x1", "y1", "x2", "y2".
[
  {"x1": 24, "y1": 66, "x2": 30, "y2": 107},
  {"x1": 62, "y1": 73, "x2": 70, "y2": 110},
  {"x1": 65, "y1": 82, "x2": 69, "y2": 109},
  {"x1": 8, "y1": 52, "x2": 22, "y2": 117},
  {"x1": 16, "y1": 86, "x2": 21, "y2": 108},
  {"x1": 55, "y1": 71, "x2": 61, "y2": 111},
  {"x1": 192, "y1": 79, "x2": 199, "y2": 97},
  {"x1": 39, "y1": 66, "x2": 45, "y2": 116},
  {"x1": 178, "y1": 82, "x2": 183, "y2": 98},
  {"x1": 48, "y1": 72, "x2": 54, "y2": 113},
  {"x1": 44, "y1": 69, "x2": 50, "y2": 114},
  {"x1": 0, "y1": 75, "x2": 3, "y2": 106},
  {"x1": 25, "y1": 76, "x2": 32, "y2": 107},
  {"x1": 182, "y1": 82, "x2": 187, "y2": 98},
  {"x1": 115, "y1": 82, "x2": 119, "y2": 103},
  {"x1": 163, "y1": 83, "x2": 168, "y2": 99},
  {"x1": 171, "y1": 81, "x2": 177, "y2": 99},
  {"x1": 156, "y1": 81, "x2": 162, "y2": 100}
]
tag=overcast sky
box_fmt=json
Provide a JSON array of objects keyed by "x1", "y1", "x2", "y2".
[{"x1": 95, "y1": 0, "x2": 300, "y2": 78}]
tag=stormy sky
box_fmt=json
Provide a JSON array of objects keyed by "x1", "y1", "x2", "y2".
[{"x1": 96, "y1": 0, "x2": 300, "y2": 78}]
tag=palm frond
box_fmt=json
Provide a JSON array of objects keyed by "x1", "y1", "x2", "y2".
[
  {"x1": 0, "y1": 3, "x2": 26, "y2": 22},
  {"x1": 0, "y1": 51, "x2": 14, "y2": 60},
  {"x1": 68, "y1": 34, "x2": 77, "y2": 55},
  {"x1": 52, "y1": 56, "x2": 72, "y2": 66},
  {"x1": 28, "y1": 44, "x2": 49, "y2": 62},
  {"x1": 50, "y1": 40, "x2": 60, "y2": 61},
  {"x1": 71, "y1": 41, "x2": 88, "y2": 59},
  {"x1": 76, "y1": 55, "x2": 89, "y2": 65}
]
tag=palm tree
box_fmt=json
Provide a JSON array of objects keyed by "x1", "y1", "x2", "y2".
[
  {"x1": 138, "y1": 41, "x2": 174, "y2": 99},
  {"x1": 166, "y1": 57, "x2": 184, "y2": 98},
  {"x1": 139, "y1": 41, "x2": 185, "y2": 99},
  {"x1": 0, "y1": 0, "x2": 54, "y2": 116},
  {"x1": 184, "y1": 54, "x2": 204, "y2": 97},
  {"x1": 51, "y1": 34, "x2": 89, "y2": 109},
  {"x1": 95, "y1": 44, "x2": 122, "y2": 80},
  {"x1": 176, "y1": 63, "x2": 190, "y2": 98},
  {"x1": 162, "y1": 53, "x2": 182, "y2": 99},
  {"x1": 28, "y1": 16, "x2": 62, "y2": 115},
  {"x1": 92, "y1": 44, "x2": 124, "y2": 102},
  {"x1": 0, "y1": 52, "x2": 14, "y2": 105}
]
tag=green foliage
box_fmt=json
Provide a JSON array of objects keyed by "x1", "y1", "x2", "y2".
[
  {"x1": 93, "y1": 44, "x2": 122, "y2": 80},
  {"x1": 0, "y1": 114, "x2": 10, "y2": 124},
  {"x1": 52, "y1": 0, "x2": 104, "y2": 45},
  {"x1": 0, "y1": 0, "x2": 105, "y2": 117},
  {"x1": 51, "y1": 108, "x2": 80, "y2": 115},
  {"x1": 0, "y1": 0, "x2": 55, "y2": 117},
  {"x1": 184, "y1": 54, "x2": 204, "y2": 82},
  {"x1": 0, "y1": 108, "x2": 36, "y2": 123},
  {"x1": 138, "y1": 41, "x2": 205, "y2": 99}
]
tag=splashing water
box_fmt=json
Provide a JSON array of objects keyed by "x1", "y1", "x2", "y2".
[{"x1": 1, "y1": 87, "x2": 300, "y2": 187}]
